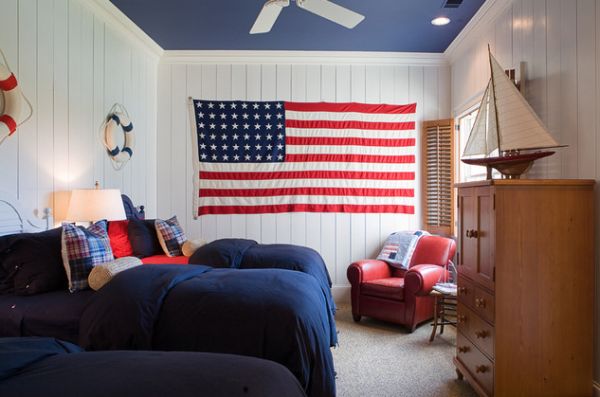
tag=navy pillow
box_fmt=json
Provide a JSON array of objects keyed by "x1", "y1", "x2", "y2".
[
  {"x1": 127, "y1": 219, "x2": 163, "y2": 258},
  {"x1": 0, "y1": 228, "x2": 67, "y2": 295},
  {"x1": 188, "y1": 238, "x2": 257, "y2": 268}
]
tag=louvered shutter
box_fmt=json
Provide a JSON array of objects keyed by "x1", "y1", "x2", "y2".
[{"x1": 421, "y1": 119, "x2": 455, "y2": 236}]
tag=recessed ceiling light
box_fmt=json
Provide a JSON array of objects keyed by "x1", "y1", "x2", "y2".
[{"x1": 431, "y1": 17, "x2": 451, "y2": 26}]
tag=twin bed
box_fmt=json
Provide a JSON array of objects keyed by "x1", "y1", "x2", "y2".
[{"x1": 0, "y1": 194, "x2": 337, "y2": 397}]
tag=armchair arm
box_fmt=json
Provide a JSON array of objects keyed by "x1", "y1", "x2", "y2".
[
  {"x1": 404, "y1": 264, "x2": 446, "y2": 296},
  {"x1": 347, "y1": 260, "x2": 392, "y2": 285}
]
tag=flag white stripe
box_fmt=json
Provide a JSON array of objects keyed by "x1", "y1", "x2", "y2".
[
  {"x1": 285, "y1": 111, "x2": 415, "y2": 123},
  {"x1": 198, "y1": 195, "x2": 413, "y2": 206},
  {"x1": 286, "y1": 145, "x2": 415, "y2": 156},
  {"x1": 286, "y1": 128, "x2": 416, "y2": 139},
  {"x1": 199, "y1": 179, "x2": 414, "y2": 190},
  {"x1": 198, "y1": 162, "x2": 416, "y2": 173}
]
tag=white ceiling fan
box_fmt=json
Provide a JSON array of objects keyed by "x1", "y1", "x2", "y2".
[{"x1": 250, "y1": 0, "x2": 365, "y2": 34}]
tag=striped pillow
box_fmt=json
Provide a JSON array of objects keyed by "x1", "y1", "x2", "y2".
[
  {"x1": 61, "y1": 221, "x2": 114, "y2": 292},
  {"x1": 155, "y1": 216, "x2": 186, "y2": 257}
]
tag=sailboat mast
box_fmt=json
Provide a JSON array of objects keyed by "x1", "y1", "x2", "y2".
[{"x1": 487, "y1": 44, "x2": 502, "y2": 153}]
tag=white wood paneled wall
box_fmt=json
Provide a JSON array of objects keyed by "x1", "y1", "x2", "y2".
[
  {"x1": 448, "y1": 0, "x2": 600, "y2": 387},
  {"x1": 0, "y1": 0, "x2": 159, "y2": 221},
  {"x1": 157, "y1": 56, "x2": 450, "y2": 293}
]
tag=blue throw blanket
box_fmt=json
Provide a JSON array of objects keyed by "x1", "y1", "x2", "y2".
[
  {"x1": 79, "y1": 265, "x2": 335, "y2": 397},
  {"x1": 189, "y1": 238, "x2": 338, "y2": 346}
]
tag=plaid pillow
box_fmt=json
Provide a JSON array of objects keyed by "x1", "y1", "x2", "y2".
[
  {"x1": 61, "y1": 221, "x2": 114, "y2": 292},
  {"x1": 155, "y1": 216, "x2": 186, "y2": 257}
]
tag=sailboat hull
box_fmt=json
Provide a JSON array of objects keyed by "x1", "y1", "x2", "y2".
[{"x1": 461, "y1": 151, "x2": 555, "y2": 179}]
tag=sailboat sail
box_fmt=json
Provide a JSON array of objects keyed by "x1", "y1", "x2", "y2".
[
  {"x1": 462, "y1": 51, "x2": 559, "y2": 158},
  {"x1": 463, "y1": 80, "x2": 499, "y2": 156}
]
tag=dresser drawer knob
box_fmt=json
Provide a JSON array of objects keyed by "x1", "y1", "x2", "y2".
[
  {"x1": 466, "y1": 229, "x2": 479, "y2": 238},
  {"x1": 475, "y1": 365, "x2": 489, "y2": 374},
  {"x1": 458, "y1": 346, "x2": 470, "y2": 353},
  {"x1": 475, "y1": 330, "x2": 489, "y2": 339},
  {"x1": 457, "y1": 315, "x2": 467, "y2": 323},
  {"x1": 458, "y1": 287, "x2": 467, "y2": 294},
  {"x1": 475, "y1": 298, "x2": 486, "y2": 308}
]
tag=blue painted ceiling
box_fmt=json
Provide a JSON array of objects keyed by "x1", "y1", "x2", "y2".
[{"x1": 109, "y1": 0, "x2": 485, "y2": 52}]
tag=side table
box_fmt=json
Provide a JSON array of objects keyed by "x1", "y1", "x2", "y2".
[{"x1": 429, "y1": 287, "x2": 457, "y2": 342}]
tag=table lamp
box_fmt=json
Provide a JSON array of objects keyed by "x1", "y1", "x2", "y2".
[{"x1": 66, "y1": 182, "x2": 126, "y2": 223}]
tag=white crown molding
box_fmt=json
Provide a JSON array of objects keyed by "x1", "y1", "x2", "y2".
[
  {"x1": 161, "y1": 50, "x2": 448, "y2": 66},
  {"x1": 444, "y1": 0, "x2": 513, "y2": 64},
  {"x1": 78, "y1": 0, "x2": 164, "y2": 59}
]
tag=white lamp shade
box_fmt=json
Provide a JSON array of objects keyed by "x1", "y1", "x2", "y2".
[{"x1": 67, "y1": 189, "x2": 126, "y2": 222}]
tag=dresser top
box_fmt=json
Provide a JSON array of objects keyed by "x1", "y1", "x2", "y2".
[{"x1": 455, "y1": 179, "x2": 595, "y2": 188}]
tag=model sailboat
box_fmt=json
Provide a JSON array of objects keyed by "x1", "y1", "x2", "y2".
[{"x1": 461, "y1": 47, "x2": 561, "y2": 179}]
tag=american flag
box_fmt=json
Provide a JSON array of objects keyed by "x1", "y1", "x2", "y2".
[{"x1": 190, "y1": 99, "x2": 416, "y2": 216}]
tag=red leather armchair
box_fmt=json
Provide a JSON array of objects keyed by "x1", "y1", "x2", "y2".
[{"x1": 347, "y1": 235, "x2": 456, "y2": 332}]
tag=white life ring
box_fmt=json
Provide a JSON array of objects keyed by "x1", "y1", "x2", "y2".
[
  {"x1": 0, "y1": 63, "x2": 22, "y2": 144},
  {"x1": 103, "y1": 112, "x2": 134, "y2": 164}
]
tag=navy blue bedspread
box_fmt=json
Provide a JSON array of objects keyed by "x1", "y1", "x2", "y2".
[
  {"x1": 0, "y1": 337, "x2": 307, "y2": 397},
  {"x1": 189, "y1": 238, "x2": 338, "y2": 345},
  {"x1": 79, "y1": 265, "x2": 335, "y2": 397}
]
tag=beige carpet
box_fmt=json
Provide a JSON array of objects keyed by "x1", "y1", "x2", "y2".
[{"x1": 332, "y1": 305, "x2": 478, "y2": 397}]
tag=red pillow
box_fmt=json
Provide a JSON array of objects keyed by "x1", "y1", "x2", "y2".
[{"x1": 108, "y1": 220, "x2": 133, "y2": 258}]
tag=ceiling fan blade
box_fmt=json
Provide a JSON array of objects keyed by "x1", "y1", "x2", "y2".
[
  {"x1": 296, "y1": 0, "x2": 364, "y2": 29},
  {"x1": 250, "y1": 0, "x2": 289, "y2": 34}
]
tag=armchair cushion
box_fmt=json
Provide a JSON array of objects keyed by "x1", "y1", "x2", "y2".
[{"x1": 362, "y1": 278, "x2": 404, "y2": 301}]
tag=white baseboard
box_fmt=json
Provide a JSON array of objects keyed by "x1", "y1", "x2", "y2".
[
  {"x1": 594, "y1": 381, "x2": 600, "y2": 397},
  {"x1": 332, "y1": 285, "x2": 350, "y2": 305}
]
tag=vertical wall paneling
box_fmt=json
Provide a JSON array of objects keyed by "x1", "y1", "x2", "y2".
[
  {"x1": 275, "y1": 64, "x2": 292, "y2": 244},
  {"x1": 577, "y1": 0, "x2": 597, "y2": 179},
  {"x1": 0, "y1": 0, "x2": 18, "y2": 199},
  {"x1": 260, "y1": 64, "x2": 277, "y2": 244},
  {"x1": 158, "y1": 54, "x2": 449, "y2": 291},
  {"x1": 229, "y1": 64, "x2": 247, "y2": 239},
  {"x1": 245, "y1": 64, "x2": 262, "y2": 242},
  {"x1": 186, "y1": 64, "x2": 203, "y2": 239},
  {"x1": 0, "y1": 0, "x2": 158, "y2": 222},
  {"x1": 448, "y1": 0, "x2": 600, "y2": 385}
]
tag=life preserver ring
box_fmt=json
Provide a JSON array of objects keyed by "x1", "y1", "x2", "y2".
[
  {"x1": 103, "y1": 111, "x2": 134, "y2": 164},
  {"x1": 0, "y1": 63, "x2": 22, "y2": 144}
]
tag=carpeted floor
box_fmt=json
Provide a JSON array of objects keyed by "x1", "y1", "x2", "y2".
[{"x1": 332, "y1": 305, "x2": 478, "y2": 397}]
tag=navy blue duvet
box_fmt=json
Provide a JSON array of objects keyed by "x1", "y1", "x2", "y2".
[
  {"x1": 189, "y1": 238, "x2": 338, "y2": 345},
  {"x1": 0, "y1": 337, "x2": 307, "y2": 397},
  {"x1": 79, "y1": 265, "x2": 335, "y2": 397}
]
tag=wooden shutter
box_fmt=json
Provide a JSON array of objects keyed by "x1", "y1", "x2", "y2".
[{"x1": 421, "y1": 119, "x2": 455, "y2": 236}]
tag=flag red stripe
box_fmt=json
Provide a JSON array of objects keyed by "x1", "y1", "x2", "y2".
[
  {"x1": 199, "y1": 170, "x2": 415, "y2": 181},
  {"x1": 286, "y1": 119, "x2": 415, "y2": 131},
  {"x1": 285, "y1": 136, "x2": 415, "y2": 147},
  {"x1": 198, "y1": 204, "x2": 415, "y2": 215},
  {"x1": 286, "y1": 154, "x2": 415, "y2": 164},
  {"x1": 284, "y1": 101, "x2": 417, "y2": 114},
  {"x1": 200, "y1": 187, "x2": 414, "y2": 198}
]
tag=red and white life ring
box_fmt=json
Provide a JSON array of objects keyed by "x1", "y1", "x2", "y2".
[{"x1": 0, "y1": 63, "x2": 22, "y2": 144}]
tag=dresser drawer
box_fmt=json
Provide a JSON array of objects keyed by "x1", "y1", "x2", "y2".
[
  {"x1": 473, "y1": 286, "x2": 495, "y2": 324},
  {"x1": 457, "y1": 276, "x2": 475, "y2": 308},
  {"x1": 458, "y1": 302, "x2": 494, "y2": 359},
  {"x1": 456, "y1": 331, "x2": 494, "y2": 397}
]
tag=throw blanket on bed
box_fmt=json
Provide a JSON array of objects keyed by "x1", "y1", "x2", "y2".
[
  {"x1": 189, "y1": 238, "x2": 338, "y2": 346},
  {"x1": 79, "y1": 265, "x2": 335, "y2": 397}
]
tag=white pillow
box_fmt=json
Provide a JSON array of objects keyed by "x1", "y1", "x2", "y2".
[
  {"x1": 182, "y1": 239, "x2": 207, "y2": 257},
  {"x1": 88, "y1": 256, "x2": 143, "y2": 291}
]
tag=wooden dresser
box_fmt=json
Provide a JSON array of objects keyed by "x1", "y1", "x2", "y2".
[{"x1": 454, "y1": 179, "x2": 594, "y2": 397}]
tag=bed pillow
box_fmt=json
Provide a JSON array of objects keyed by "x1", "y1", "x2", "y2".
[
  {"x1": 154, "y1": 216, "x2": 186, "y2": 257},
  {"x1": 61, "y1": 221, "x2": 114, "y2": 292},
  {"x1": 181, "y1": 239, "x2": 207, "y2": 257},
  {"x1": 108, "y1": 220, "x2": 133, "y2": 258},
  {"x1": 0, "y1": 228, "x2": 68, "y2": 295},
  {"x1": 127, "y1": 219, "x2": 163, "y2": 258},
  {"x1": 189, "y1": 238, "x2": 257, "y2": 268},
  {"x1": 88, "y1": 256, "x2": 142, "y2": 290}
]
